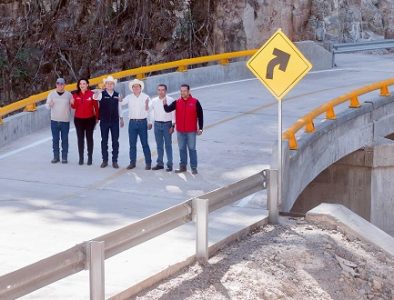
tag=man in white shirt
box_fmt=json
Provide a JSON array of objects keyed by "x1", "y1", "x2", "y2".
[
  {"x1": 120, "y1": 79, "x2": 152, "y2": 170},
  {"x1": 45, "y1": 78, "x2": 72, "y2": 164},
  {"x1": 150, "y1": 84, "x2": 175, "y2": 172}
]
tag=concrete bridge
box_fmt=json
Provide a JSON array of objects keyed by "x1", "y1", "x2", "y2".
[
  {"x1": 1, "y1": 44, "x2": 394, "y2": 298},
  {"x1": 282, "y1": 92, "x2": 394, "y2": 237}
]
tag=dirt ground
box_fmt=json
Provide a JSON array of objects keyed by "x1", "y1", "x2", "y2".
[{"x1": 134, "y1": 217, "x2": 394, "y2": 300}]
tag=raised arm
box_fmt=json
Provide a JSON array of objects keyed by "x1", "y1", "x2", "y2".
[
  {"x1": 196, "y1": 100, "x2": 203, "y2": 131},
  {"x1": 163, "y1": 99, "x2": 176, "y2": 112}
]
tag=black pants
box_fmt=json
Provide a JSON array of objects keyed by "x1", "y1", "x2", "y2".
[{"x1": 74, "y1": 116, "x2": 96, "y2": 161}]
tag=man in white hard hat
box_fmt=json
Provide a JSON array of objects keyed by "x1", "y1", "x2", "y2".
[
  {"x1": 93, "y1": 75, "x2": 124, "y2": 168},
  {"x1": 120, "y1": 78, "x2": 152, "y2": 170}
]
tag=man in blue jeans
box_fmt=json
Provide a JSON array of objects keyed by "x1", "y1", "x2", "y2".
[
  {"x1": 164, "y1": 84, "x2": 203, "y2": 174},
  {"x1": 150, "y1": 84, "x2": 175, "y2": 172},
  {"x1": 45, "y1": 78, "x2": 73, "y2": 164},
  {"x1": 121, "y1": 79, "x2": 152, "y2": 170},
  {"x1": 93, "y1": 76, "x2": 124, "y2": 168}
]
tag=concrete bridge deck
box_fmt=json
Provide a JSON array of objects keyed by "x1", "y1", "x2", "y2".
[{"x1": 1, "y1": 53, "x2": 394, "y2": 298}]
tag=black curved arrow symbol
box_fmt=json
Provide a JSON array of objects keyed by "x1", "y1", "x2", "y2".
[{"x1": 266, "y1": 48, "x2": 291, "y2": 79}]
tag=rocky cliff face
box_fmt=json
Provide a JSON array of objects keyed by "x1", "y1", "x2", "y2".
[
  {"x1": 212, "y1": 0, "x2": 394, "y2": 52},
  {"x1": 0, "y1": 0, "x2": 393, "y2": 104}
]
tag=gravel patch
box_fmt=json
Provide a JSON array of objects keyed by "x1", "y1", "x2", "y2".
[{"x1": 133, "y1": 217, "x2": 394, "y2": 300}]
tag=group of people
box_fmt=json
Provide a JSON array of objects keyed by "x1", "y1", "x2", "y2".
[{"x1": 45, "y1": 76, "x2": 204, "y2": 174}]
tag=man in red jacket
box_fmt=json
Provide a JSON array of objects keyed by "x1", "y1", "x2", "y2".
[{"x1": 163, "y1": 84, "x2": 203, "y2": 174}]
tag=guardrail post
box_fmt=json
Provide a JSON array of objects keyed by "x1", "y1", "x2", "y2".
[
  {"x1": 24, "y1": 103, "x2": 37, "y2": 112},
  {"x1": 349, "y1": 95, "x2": 361, "y2": 108},
  {"x1": 380, "y1": 85, "x2": 391, "y2": 96},
  {"x1": 267, "y1": 169, "x2": 279, "y2": 224},
  {"x1": 177, "y1": 65, "x2": 188, "y2": 72},
  {"x1": 88, "y1": 241, "x2": 105, "y2": 300},
  {"x1": 193, "y1": 198, "x2": 209, "y2": 263}
]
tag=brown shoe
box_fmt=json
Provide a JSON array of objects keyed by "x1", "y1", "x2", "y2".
[
  {"x1": 112, "y1": 162, "x2": 119, "y2": 169},
  {"x1": 127, "y1": 163, "x2": 136, "y2": 170},
  {"x1": 152, "y1": 165, "x2": 164, "y2": 170},
  {"x1": 175, "y1": 166, "x2": 187, "y2": 173},
  {"x1": 100, "y1": 161, "x2": 108, "y2": 168}
]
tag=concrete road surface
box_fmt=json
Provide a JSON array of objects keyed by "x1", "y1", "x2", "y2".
[{"x1": 1, "y1": 53, "x2": 394, "y2": 299}]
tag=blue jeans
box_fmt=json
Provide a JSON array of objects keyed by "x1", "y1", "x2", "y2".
[
  {"x1": 154, "y1": 121, "x2": 173, "y2": 167},
  {"x1": 128, "y1": 119, "x2": 152, "y2": 165},
  {"x1": 177, "y1": 132, "x2": 197, "y2": 169},
  {"x1": 100, "y1": 121, "x2": 119, "y2": 162},
  {"x1": 51, "y1": 120, "x2": 70, "y2": 160}
]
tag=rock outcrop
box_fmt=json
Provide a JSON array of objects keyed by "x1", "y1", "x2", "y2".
[{"x1": 0, "y1": 0, "x2": 393, "y2": 104}]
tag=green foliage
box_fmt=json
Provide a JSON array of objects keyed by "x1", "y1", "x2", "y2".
[
  {"x1": 15, "y1": 48, "x2": 31, "y2": 63},
  {"x1": 13, "y1": 48, "x2": 32, "y2": 80}
]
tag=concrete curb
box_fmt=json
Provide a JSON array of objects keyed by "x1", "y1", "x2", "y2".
[
  {"x1": 108, "y1": 217, "x2": 268, "y2": 300},
  {"x1": 306, "y1": 203, "x2": 394, "y2": 257}
]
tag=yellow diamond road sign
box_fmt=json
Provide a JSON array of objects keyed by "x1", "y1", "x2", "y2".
[{"x1": 247, "y1": 29, "x2": 312, "y2": 101}]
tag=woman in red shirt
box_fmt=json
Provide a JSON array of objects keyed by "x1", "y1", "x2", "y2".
[{"x1": 71, "y1": 78, "x2": 99, "y2": 165}]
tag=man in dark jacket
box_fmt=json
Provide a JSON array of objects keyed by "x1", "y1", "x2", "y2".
[
  {"x1": 93, "y1": 76, "x2": 124, "y2": 168},
  {"x1": 163, "y1": 84, "x2": 203, "y2": 174}
]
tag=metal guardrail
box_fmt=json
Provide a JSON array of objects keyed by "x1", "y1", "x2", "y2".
[
  {"x1": 0, "y1": 170, "x2": 272, "y2": 300},
  {"x1": 282, "y1": 78, "x2": 394, "y2": 150},
  {"x1": 331, "y1": 39, "x2": 394, "y2": 67},
  {"x1": 0, "y1": 49, "x2": 256, "y2": 124}
]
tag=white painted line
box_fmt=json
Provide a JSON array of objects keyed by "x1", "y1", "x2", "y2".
[
  {"x1": 0, "y1": 128, "x2": 76, "y2": 160},
  {"x1": 167, "y1": 78, "x2": 257, "y2": 96},
  {"x1": 167, "y1": 68, "x2": 347, "y2": 95},
  {"x1": 0, "y1": 137, "x2": 51, "y2": 160}
]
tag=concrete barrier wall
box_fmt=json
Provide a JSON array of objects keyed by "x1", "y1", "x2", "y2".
[
  {"x1": 0, "y1": 41, "x2": 332, "y2": 149},
  {"x1": 0, "y1": 107, "x2": 51, "y2": 148}
]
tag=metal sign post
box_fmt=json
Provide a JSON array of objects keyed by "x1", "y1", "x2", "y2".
[
  {"x1": 277, "y1": 99, "x2": 282, "y2": 221},
  {"x1": 246, "y1": 28, "x2": 312, "y2": 223}
]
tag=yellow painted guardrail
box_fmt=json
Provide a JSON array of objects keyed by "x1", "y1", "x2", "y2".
[
  {"x1": 0, "y1": 49, "x2": 257, "y2": 124},
  {"x1": 283, "y1": 78, "x2": 394, "y2": 150}
]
